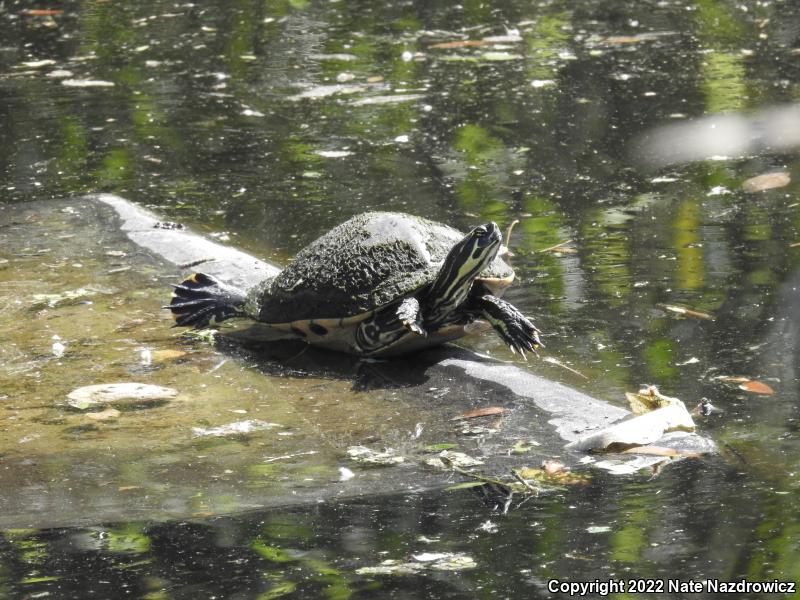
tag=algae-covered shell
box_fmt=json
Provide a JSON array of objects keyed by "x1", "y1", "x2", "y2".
[{"x1": 256, "y1": 212, "x2": 514, "y2": 325}]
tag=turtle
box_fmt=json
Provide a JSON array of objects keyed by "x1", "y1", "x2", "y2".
[{"x1": 167, "y1": 211, "x2": 542, "y2": 357}]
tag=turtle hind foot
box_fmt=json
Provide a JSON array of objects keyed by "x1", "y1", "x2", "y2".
[{"x1": 166, "y1": 273, "x2": 247, "y2": 328}]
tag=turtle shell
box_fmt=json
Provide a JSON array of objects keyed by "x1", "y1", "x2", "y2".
[{"x1": 256, "y1": 212, "x2": 514, "y2": 325}]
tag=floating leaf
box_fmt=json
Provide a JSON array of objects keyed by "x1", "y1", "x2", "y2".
[
  {"x1": 715, "y1": 376, "x2": 775, "y2": 395},
  {"x1": 61, "y1": 79, "x2": 115, "y2": 88},
  {"x1": 19, "y1": 59, "x2": 56, "y2": 68},
  {"x1": 413, "y1": 552, "x2": 450, "y2": 562},
  {"x1": 251, "y1": 540, "x2": 294, "y2": 563},
  {"x1": 714, "y1": 375, "x2": 750, "y2": 384},
  {"x1": 741, "y1": 171, "x2": 790, "y2": 193},
  {"x1": 23, "y1": 9, "x2": 64, "y2": 16},
  {"x1": 355, "y1": 552, "x2": 477, "y2": 574},
  {"x1": 192, "y1": 420, "x2": 279, "y2": 437},
  {"x1": 738, "y1": 380, "x2": 775, "y2": 395},
  {"x1": 621, "y1": 445, "x2": 679, "y2": 457},
  {"x1": 600, "y1": 35, "x2": 645, "y2": 45},
  {"x1": 350, "y1": 93, "x2": 426, "y2": 106},
  {"x1": 427, "y1": 554, "x2": 477, "y2": 571},
  {"x1": 423, "y1": 443, "x2": 457, "y2": 452},
  {"x1": 452, "y1": 406, "x2": 507, "y2": 420},
  {"x1": 510, "y1": 439, "x2": 539, "y2": 454},
  {"x1": 444, "y1": 481, "x2": 487, "y2": 491},
  {"x1": 586, "y1": 525, "x2": 612, "y2": 533},
  {"x1": 356, "y1": 560, "x2": 423, "y2": 576},
  {"x1": 657, "y1": 303, "x2": 714, "y2": 320},
  {"x1": 429, "y1": 40, "x2": 490, "y2": 49},
  {"x1": 426, "y1": 450, "x2": 483, "y2": 469},
  {"x1": 479, "y1": 51, "x2": 523, "y2": 61},
  {"x1": 516, "y1": 466, "x2": 590, "y2": 486},
  {"x1": 457, "y1": 424, "x2": 498, "y2": 436},
  {"x1": 347, "y1": 445, "x2": 404, "y2": 466}
]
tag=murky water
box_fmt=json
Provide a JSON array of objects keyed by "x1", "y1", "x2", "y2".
[{"x1": 1, "y1": 0, "x2": 799, "y2": 597}]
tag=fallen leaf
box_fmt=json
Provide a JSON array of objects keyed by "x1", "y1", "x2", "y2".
[
  {"x1": 715, "y1": 376, "x2": 776, "y2": 395},
  {"x1": 457, "y1": 424, "x2": 498, "y2": 436},
  {"x1": 23, "y1": 9, "x2": 64, "y2": 16},
  {"x1": 429, "y1": 40, "x2": 490, "y2": 49},
  {"x1": 444, "y1": 481, "x2": 487, "y2": 491},
  {"x1": 192, "y1": 420, "x2": 280, "y2": 437},
  {"x1": 510, "y1": 440, "x2": 539, "y2": 454},
  {"x1": 423, "y1": 443, "x2": 457, "y2": 452},
  {"x1": 544, "y1": 245, "x2": 577, "y2": 254},
  {"x1": 790, "y1": 242, "x2": 800, "y2": 248},
  {"x1": 61, "y1": 79, "x2": 115, "y2": 88},
  {"x1": 742, "y1": 172, "x2": 790, "y2": 193},
  {"x1": 452, "y1": 406, "x2": 507, "y2": 420},
  {"x1": 621, "y1": 445, "x2": 679, "y2": 457},
  {"x1": 118, "y1": 486, "x2": 141, "y2": 492},
  {"x1": 714, "y1": 375, "x2": 750, "y2": 384},
  {"x1": 541, "y1": 460, "x2": 567, "y2": 475},
  {"x1": 739, "y1": 380, "x2": 775, "y2": 395},
  {"x1": 356, "y1": 553, "x2": 476, "y2": 575},
  {"x1": 426, "y1": 450, "x2": 483, "y2": 469},
  {"x1": 347, "y1": 445, "x2": 405, "y2": 466},
  {"x1": 516, "y1": 466, "x2": 590, "y2": 486},
  {"x1": 657, "y1": 303, "x2": 714, "y2": 320},
  {"x1": 600, "y1": 35, "x2": 646, "y2": 45},
  {"x1": 586, "y1": 525, "x2": 612, "y2": 533}
]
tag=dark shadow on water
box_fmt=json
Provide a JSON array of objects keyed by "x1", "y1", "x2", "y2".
[
  {"x1": 218, "y1": 325, "x2": 493, "y2": 392},
  {"x1": 0, "y1": 457, "x2": 765, "y2": 600}
]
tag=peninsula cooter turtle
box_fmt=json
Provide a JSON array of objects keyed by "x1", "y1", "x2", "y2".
[{"x1": 167, "y1": 211, "x2": 542, "y2": 357}]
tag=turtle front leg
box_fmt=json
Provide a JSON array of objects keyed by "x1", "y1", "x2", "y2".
[
  {"x1": 396, "y1": 297, "x2": 427, "y2": 336},
  {"x1": 470, "y1": 294, "x2": 543, "y2": 356}
]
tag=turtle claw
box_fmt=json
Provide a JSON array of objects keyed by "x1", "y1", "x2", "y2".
[
  {"x1": 396, "y1": 297, "x2": 427, "y2": 337},
  {"x1": 475, "y1": 294, "x2": 543, "y2": 358}
]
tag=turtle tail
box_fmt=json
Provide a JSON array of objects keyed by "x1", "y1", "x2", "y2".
[{"x1": 166, "y1": 273, "x2": 247, "y2": 328}]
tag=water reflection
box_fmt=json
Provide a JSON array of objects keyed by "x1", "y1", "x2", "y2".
[
  {"x1": 2, "y1": 0, "x2": 800, "y2": 596},
  {"x1": 0, "y1": 458, "x2": 795, "y2": 599}
]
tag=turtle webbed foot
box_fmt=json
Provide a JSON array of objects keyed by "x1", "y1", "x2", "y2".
[
  {"x1": 477, "y1": 295, "x2": 543, "y2": 358},
  {"x1": 396, "y1": 297, "x2": 427, "y2": 337}
]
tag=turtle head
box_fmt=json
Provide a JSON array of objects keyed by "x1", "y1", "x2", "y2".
[
  {"x1": 425, "y1": 222, "x2": 502, "y2": 322},
  {"x1": 441, "y1": 222, "x2": 502, "y2": 286}
]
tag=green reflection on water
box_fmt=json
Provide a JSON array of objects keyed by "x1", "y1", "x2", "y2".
[
  {"x1": 2, "y1": 0, "x2": 800, "y2": 595},
  {"x1": 673, "y1": 198, "x2": 703, "y2": 291},
  {"x1": 702, "y1": 52, "x2": 746, "y2": 114}
]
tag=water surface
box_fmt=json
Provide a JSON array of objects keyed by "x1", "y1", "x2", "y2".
[{"x1": 1, "y1": 0, "x2": 799, "y2": 597}]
